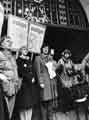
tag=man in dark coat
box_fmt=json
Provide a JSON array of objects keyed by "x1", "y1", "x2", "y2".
[{"x1": 33, "y1": 44, "x2": 58, "y2": 120}]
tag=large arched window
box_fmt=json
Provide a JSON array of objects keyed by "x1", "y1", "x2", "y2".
[
  {"x1": 2, "y1": 0, "x2": 88, "y2": 28},
  {"x1": 16, "y1": 0, "x2": 88, "y2": 29}
]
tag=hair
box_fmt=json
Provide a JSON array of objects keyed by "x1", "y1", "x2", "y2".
[
  {"x1": 0, "y1": 36, "x2": 11, "y2": 45},
  {"x1": 17, "y1": 46, "x2": 28, "y2": 58},
  {"x1": 1, "y1": 36, "x2": 11, "y2": 42}
]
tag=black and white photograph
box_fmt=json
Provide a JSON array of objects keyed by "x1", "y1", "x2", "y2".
[{"x1": 0, "y1": 0, "x2": 89, "y2": 120}]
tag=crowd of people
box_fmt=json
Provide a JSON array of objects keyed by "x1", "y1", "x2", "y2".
[{"x1": 0, "y1": 36, "x2": 89, "y2": 120}]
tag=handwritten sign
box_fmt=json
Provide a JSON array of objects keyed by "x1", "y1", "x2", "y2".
[
  {"x1": 28, "y1": 22, "x2": 46, "y2": 53},
  {"x1": 7, "y1": 15, "x2": 28, "y2": 50}
]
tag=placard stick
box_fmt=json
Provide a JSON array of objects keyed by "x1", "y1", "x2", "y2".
[
  {"x1": 31, "y1": 52, "x2": 34, "y2": 61},
  {"x1": 27, "y1": 22, "x2": 34, "y2": 61}
]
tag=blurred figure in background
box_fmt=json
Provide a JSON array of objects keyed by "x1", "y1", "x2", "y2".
[
  {"x1": 81, "y1": 52, "x2": 89, "y2": 83},
  {"x1": 0, "y1": 36, "x2": 20, "y2": 120}
]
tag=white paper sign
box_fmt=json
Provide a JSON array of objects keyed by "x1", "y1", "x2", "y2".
[
  {"x1": 28, "y1": 22, "x2": 46, "y2": 53},
  {"x1": 0, "y1": 3, "x2": 4, "y2": 37},
  {"x1": 7, "y1": 15, "x2": 28, "y2": 50}
]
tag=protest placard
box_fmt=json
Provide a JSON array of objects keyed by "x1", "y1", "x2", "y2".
[
  {"x1": 28, "y1": 22, "x2": 46, "y2": 53},
  {"x1": 7, "y1": 14, "x2": 28, "y2": 50}
]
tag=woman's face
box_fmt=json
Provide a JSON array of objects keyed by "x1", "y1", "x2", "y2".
[
  {"x1": 64, "y1": 53, "x2": 70, "y2": 59},
  {"x1": 21, "y1": 47, "x2": 28, "y2": 56},
  {"x1": 2, "y1": 38, "x2": 12, "y2": 49}
]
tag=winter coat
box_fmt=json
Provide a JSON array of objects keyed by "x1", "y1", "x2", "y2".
[{"x1": 33, "y1": 55, "x2": 57, "y2": 101}]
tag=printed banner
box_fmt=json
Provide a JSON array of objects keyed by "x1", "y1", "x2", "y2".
[
  {"x1": 7, "y1": 15, "x2": 28, "y2": 50},
  {"x1": 0, "y1": 3, "x2": 4, "y2": 37},
  {"x1": 28, "y1": 22, "x2": 46, "y2": 53}
]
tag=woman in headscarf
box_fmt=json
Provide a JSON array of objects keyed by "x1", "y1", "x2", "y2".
[{"x1": 56, "y1": 49, "x2": 75, "y2": 112}]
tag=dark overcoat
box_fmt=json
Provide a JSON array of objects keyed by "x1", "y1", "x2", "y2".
[
  {"x1": 15, "y1": 54, "x2": 41, "y2": 111},
  {"x1": 15, "y1": 56, "x2": 34, "y2": 110}
]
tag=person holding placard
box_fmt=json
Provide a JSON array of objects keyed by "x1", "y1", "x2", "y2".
[
  {"x1": 15, "y1": 46, "x2": 33, "y2": 120},
  {"x1": 15, "y1": 46, "x2": 41, "y2": 120}
]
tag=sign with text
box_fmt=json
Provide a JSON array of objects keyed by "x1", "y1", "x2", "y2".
[
  {"x1": 7, "y1": 15, "x2": 28, "y2": 50},
  {"x1": 0, "y1": 3, "x2": 4, "y2": 37},
  {"x1": 28, "y1": 22, "x2": 46, "y2": 53}
]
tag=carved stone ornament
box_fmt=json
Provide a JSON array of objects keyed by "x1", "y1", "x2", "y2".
[{"x1": 34, "y1": 0, "x2": 43, "y2": 3}]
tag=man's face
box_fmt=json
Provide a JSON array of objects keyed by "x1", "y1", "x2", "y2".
[
  {"x1": 2, "y1": 38, "x2": 12, "y2": 49},
  {"x1": 42, "y1": 46, "x2": 49, "y2": 55}
]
